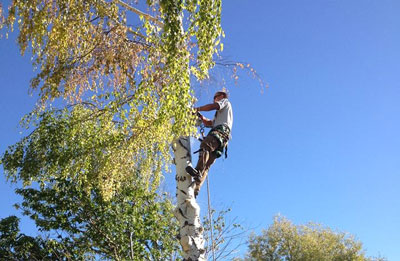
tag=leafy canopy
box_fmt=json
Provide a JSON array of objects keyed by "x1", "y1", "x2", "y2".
[
  {"x1": 0, "y1": 215, "x2": 63, "y2": 260},
  {"x1": 0, "y1": 1, "x2": 224, "y2": 258},
  {"x1": 0, "y1": 176, "x2": 179, "y2": 260},
  {"x1": 0, "y1": 0, "x2": 223, "y2": 198},
  {"x1": 239, "y1": 215, "x2": 386, "y2": 261}
]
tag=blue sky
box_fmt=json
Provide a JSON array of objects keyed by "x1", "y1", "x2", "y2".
[{"x1": 1, "y1": 0, "x2": 400, "y2": 259}]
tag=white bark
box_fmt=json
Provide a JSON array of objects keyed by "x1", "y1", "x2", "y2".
[{"x1": 173, "y1": 137, "x2": 205, "y2": 261}]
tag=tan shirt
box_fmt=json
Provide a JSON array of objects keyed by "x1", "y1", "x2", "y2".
[{"x1": 213, "y1": 98, "x2": 233, "y2": 130}]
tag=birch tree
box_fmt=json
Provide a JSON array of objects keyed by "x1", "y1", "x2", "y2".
[{"x1": 1, "y1": 0, "x2": 223, "y2": 259}]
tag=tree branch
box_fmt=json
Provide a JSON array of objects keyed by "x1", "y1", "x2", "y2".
[
  {"x1": 113, "y1": 0, "x2": 163, "y2": 27},
  {"x1": 130, "y1": 232, "x2": 135, "y2": 260}
]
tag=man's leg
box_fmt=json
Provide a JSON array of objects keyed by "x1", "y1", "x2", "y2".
[
  {"x1": 195, "y1": 135, "x2": 220, "y2": 173},
  {"x1": 191, "y1": 135, "x2": 220, "y2": 196},
  {"x1": 194, "y1": 151, "x2": 217, "y2": 195}
]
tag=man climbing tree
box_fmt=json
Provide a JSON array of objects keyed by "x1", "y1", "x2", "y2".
[{"x1": 186, "y1": 90, "x2": 233, "y2": 197}]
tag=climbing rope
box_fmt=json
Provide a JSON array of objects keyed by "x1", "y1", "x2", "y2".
[
  {"x1": 196, "y1": 114, "x2": 216, "y2": 260},
  {"x1": 206, "y1": 175, "x2": 216, "y2": 261}
]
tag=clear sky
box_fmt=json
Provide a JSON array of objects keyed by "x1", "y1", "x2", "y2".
[{"x1": 1, "y1": 0, "x2": 400, "y2": 260}]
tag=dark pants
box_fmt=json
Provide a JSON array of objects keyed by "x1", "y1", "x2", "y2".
[{"x1": 194, "y1": 134, "x2": 220, "y2": 193}]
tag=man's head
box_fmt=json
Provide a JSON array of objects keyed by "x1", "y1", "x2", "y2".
[{"x1": 213, "y1": 90, "x2": 228, "y2": 102}]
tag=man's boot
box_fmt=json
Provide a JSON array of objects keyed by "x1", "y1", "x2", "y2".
[{"x1": 186, "y1": 166, "x2": 202, "y2": 182}]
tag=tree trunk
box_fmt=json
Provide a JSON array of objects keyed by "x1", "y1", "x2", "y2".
[{"x1": 173, "y1": 137, "x2": 205, "y2": 260}]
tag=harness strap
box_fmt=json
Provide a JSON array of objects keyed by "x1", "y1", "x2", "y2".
[{"x1": 193, "y1": 148, "x2": 204, "y2": 154}]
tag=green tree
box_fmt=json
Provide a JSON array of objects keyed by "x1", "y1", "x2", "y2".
[
  {"x1": 1, "y1": 0, "x2": 224, "y2": 259},
  {"x1": 16, "y1": 177, "x2": 178, "y2": 260},
  {"x1": 1, "y1": 0, "x2": 223, "y2": 197},
  {"x1": 0, "y1": 181, "x2": 179, "y2": 260},
  {"x1": 0, "y1": 101, "x2": 180, "y2": 260},
  {"x1": 0, "y1": 215, "x2": 64, "y2": 260},
  {"x1": 238, "y1": 215, "x2": 386, "y2": 261}
]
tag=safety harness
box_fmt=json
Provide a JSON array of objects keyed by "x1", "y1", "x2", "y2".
[
  {"x1": 195, "y1": 123, "x2": 230, "y2": 159},
  {"x1": 208, "y1": 124, "x2": 230, "y2": 158}
]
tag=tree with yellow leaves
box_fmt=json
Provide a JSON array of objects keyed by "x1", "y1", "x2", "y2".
[{"x1": 1, "y1": 0, "x2": 224, "y2": 259}]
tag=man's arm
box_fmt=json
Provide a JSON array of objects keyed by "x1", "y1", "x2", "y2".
[
  {"x1": 195, "y1": 102, "x2": 220, "y2": 127},
  {"x1": 195, "y1": 103, "x2": 220, "y2": 112},
  {"x1": 197, "y1": 113, "x2": 213, "y2": 127}
]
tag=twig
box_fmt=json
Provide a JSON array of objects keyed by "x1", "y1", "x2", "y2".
[
  {"x1": 130, "y1": 231, "x2": 135, "y2": 260},
  {"x1": 113, "y1": 0, "x2": 163, "y2": 27}
]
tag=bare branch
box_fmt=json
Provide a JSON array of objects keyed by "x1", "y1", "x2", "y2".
[
  {"x1": 130, "y1": 232, "x2": 135, "y2": 260},
  {"x1": 113, "y1": 0, "x2": 163, "y2": 27}
]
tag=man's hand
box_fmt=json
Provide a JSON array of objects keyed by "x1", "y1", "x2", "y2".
[
  {"x1": 196, "y1": 111, "x2": 204, "y2": 120},
  {"x1": 192, "y1": 110, "x2": 204, "y2": 119}
]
